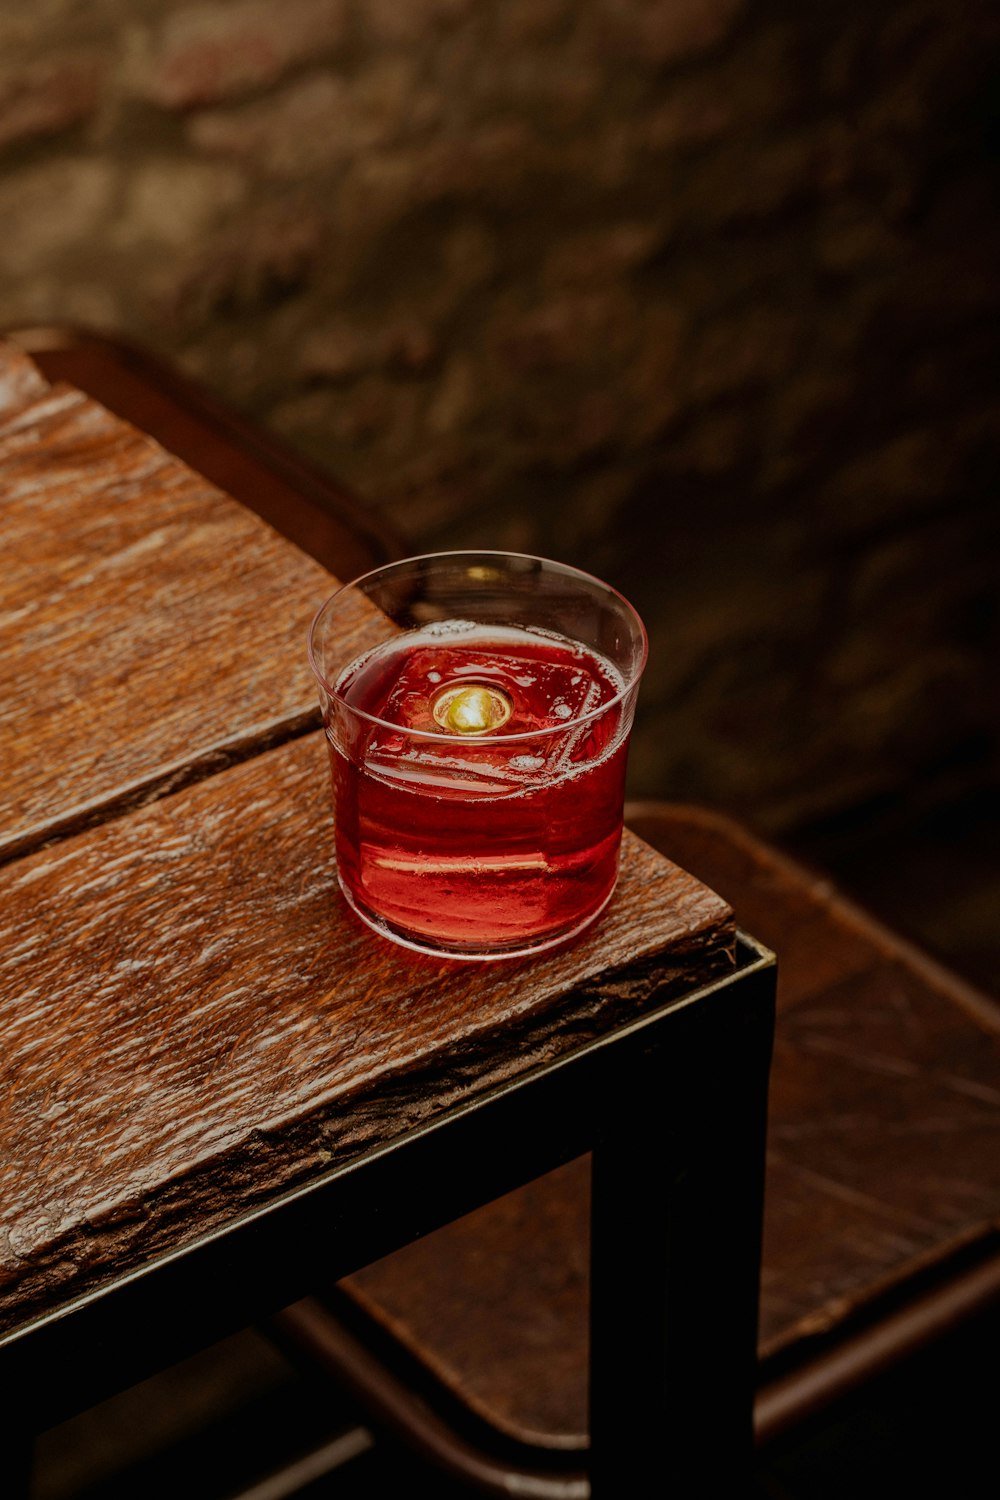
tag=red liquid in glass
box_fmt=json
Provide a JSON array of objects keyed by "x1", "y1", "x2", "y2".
[{"x1": 328, "y1": 622, "x2": 630, "y2": 953}]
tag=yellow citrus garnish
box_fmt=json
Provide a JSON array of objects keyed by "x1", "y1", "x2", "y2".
[
  {"x1": 432, "y1": 682, "x2": 513, "y2": 733},
  {"x1": 448, "y1": 685, "x2": 497, "y2": 732}
]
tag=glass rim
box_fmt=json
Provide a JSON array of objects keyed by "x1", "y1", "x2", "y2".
[{"x1": 307, "y1": 549, "x2": 649, "y2": 746}]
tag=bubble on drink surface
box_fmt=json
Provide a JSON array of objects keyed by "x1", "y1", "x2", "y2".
[{"x1": 510, "y1": 754, "x2": 545, "y2": 771}]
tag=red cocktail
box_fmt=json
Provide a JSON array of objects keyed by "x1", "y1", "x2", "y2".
[{"x1": 309, "y1": 554, "x2": 647, "y2": 959}]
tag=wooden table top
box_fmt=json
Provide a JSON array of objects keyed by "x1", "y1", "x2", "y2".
[
  {"x1": 0, "y1": 342, "x2": 331, "y2": 864},
  {"x1": 0, "y1": 341, "x2": 735, "y2": 1340}
]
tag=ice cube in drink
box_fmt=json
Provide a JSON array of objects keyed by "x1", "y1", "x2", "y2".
[{"x1": 328, "y1": 621, "x2": 630, "y2": 953}]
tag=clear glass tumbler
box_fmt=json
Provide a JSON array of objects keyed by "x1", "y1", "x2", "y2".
[{"x1": 308, "y1": 551, "x2": 647, "y2": 959}]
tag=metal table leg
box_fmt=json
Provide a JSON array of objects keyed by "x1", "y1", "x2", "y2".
[{"x1": 589, "y1": 950, "x2": 775, "y2": 1496}]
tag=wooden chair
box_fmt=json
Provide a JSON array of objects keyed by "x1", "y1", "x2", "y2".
[{"x1": 268, "y1": 802, "x2": 1000, "y2": 1496}]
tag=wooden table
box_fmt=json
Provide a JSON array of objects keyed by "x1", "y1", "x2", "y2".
[{"x1": 0, "y1": 343, "x2": 775, "y2": 1496}]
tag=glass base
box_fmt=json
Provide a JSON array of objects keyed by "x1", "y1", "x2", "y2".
[{"x1": 336, "y1": 872, "x2": 618, "y2": 962}]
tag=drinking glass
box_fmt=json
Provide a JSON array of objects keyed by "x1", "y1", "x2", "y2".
[{"x1": 308, "y1": 551, "x2": 647, "y2": 959}]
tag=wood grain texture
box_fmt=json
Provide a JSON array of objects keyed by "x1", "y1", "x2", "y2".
[
  {"x1": 331, "y1": 804, "x2": 1000, "y2": 1449},
  {"x1": 0, "y1": 738, "x2": 734, "y2": 1332},
  {"x1": 7, "y1": 326, "x2": 405, "y2": 583},
  {"x1": 0, "y1": 353, "x2": 365, "y2": 863},
  {"x1": 0, "y1": 341, "x2": 48, "y2": 417}
]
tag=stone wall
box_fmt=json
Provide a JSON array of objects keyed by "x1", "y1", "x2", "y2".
[{"x1": 2, "y1": 0, "x2": 998, "y2": 836}]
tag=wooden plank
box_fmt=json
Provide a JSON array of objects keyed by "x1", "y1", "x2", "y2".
[
  {"x1": 0, "y1": 351, "x2": 352, "y2": 862},
  {"x1": 0, "y1": 734, "x2": 735, "y2": 1333},
  {"x1": 5, "y1": 325, "x2": 404, "y2": 582}
]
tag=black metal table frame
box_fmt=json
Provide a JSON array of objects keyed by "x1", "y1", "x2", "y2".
[{"x1": 3, "y1": 932, "x2": 775, "y2": 1497}]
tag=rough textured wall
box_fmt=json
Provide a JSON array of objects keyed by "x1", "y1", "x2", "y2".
[{"x1": 1, "y1": 0, "x2": 998, "y2": 834}]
